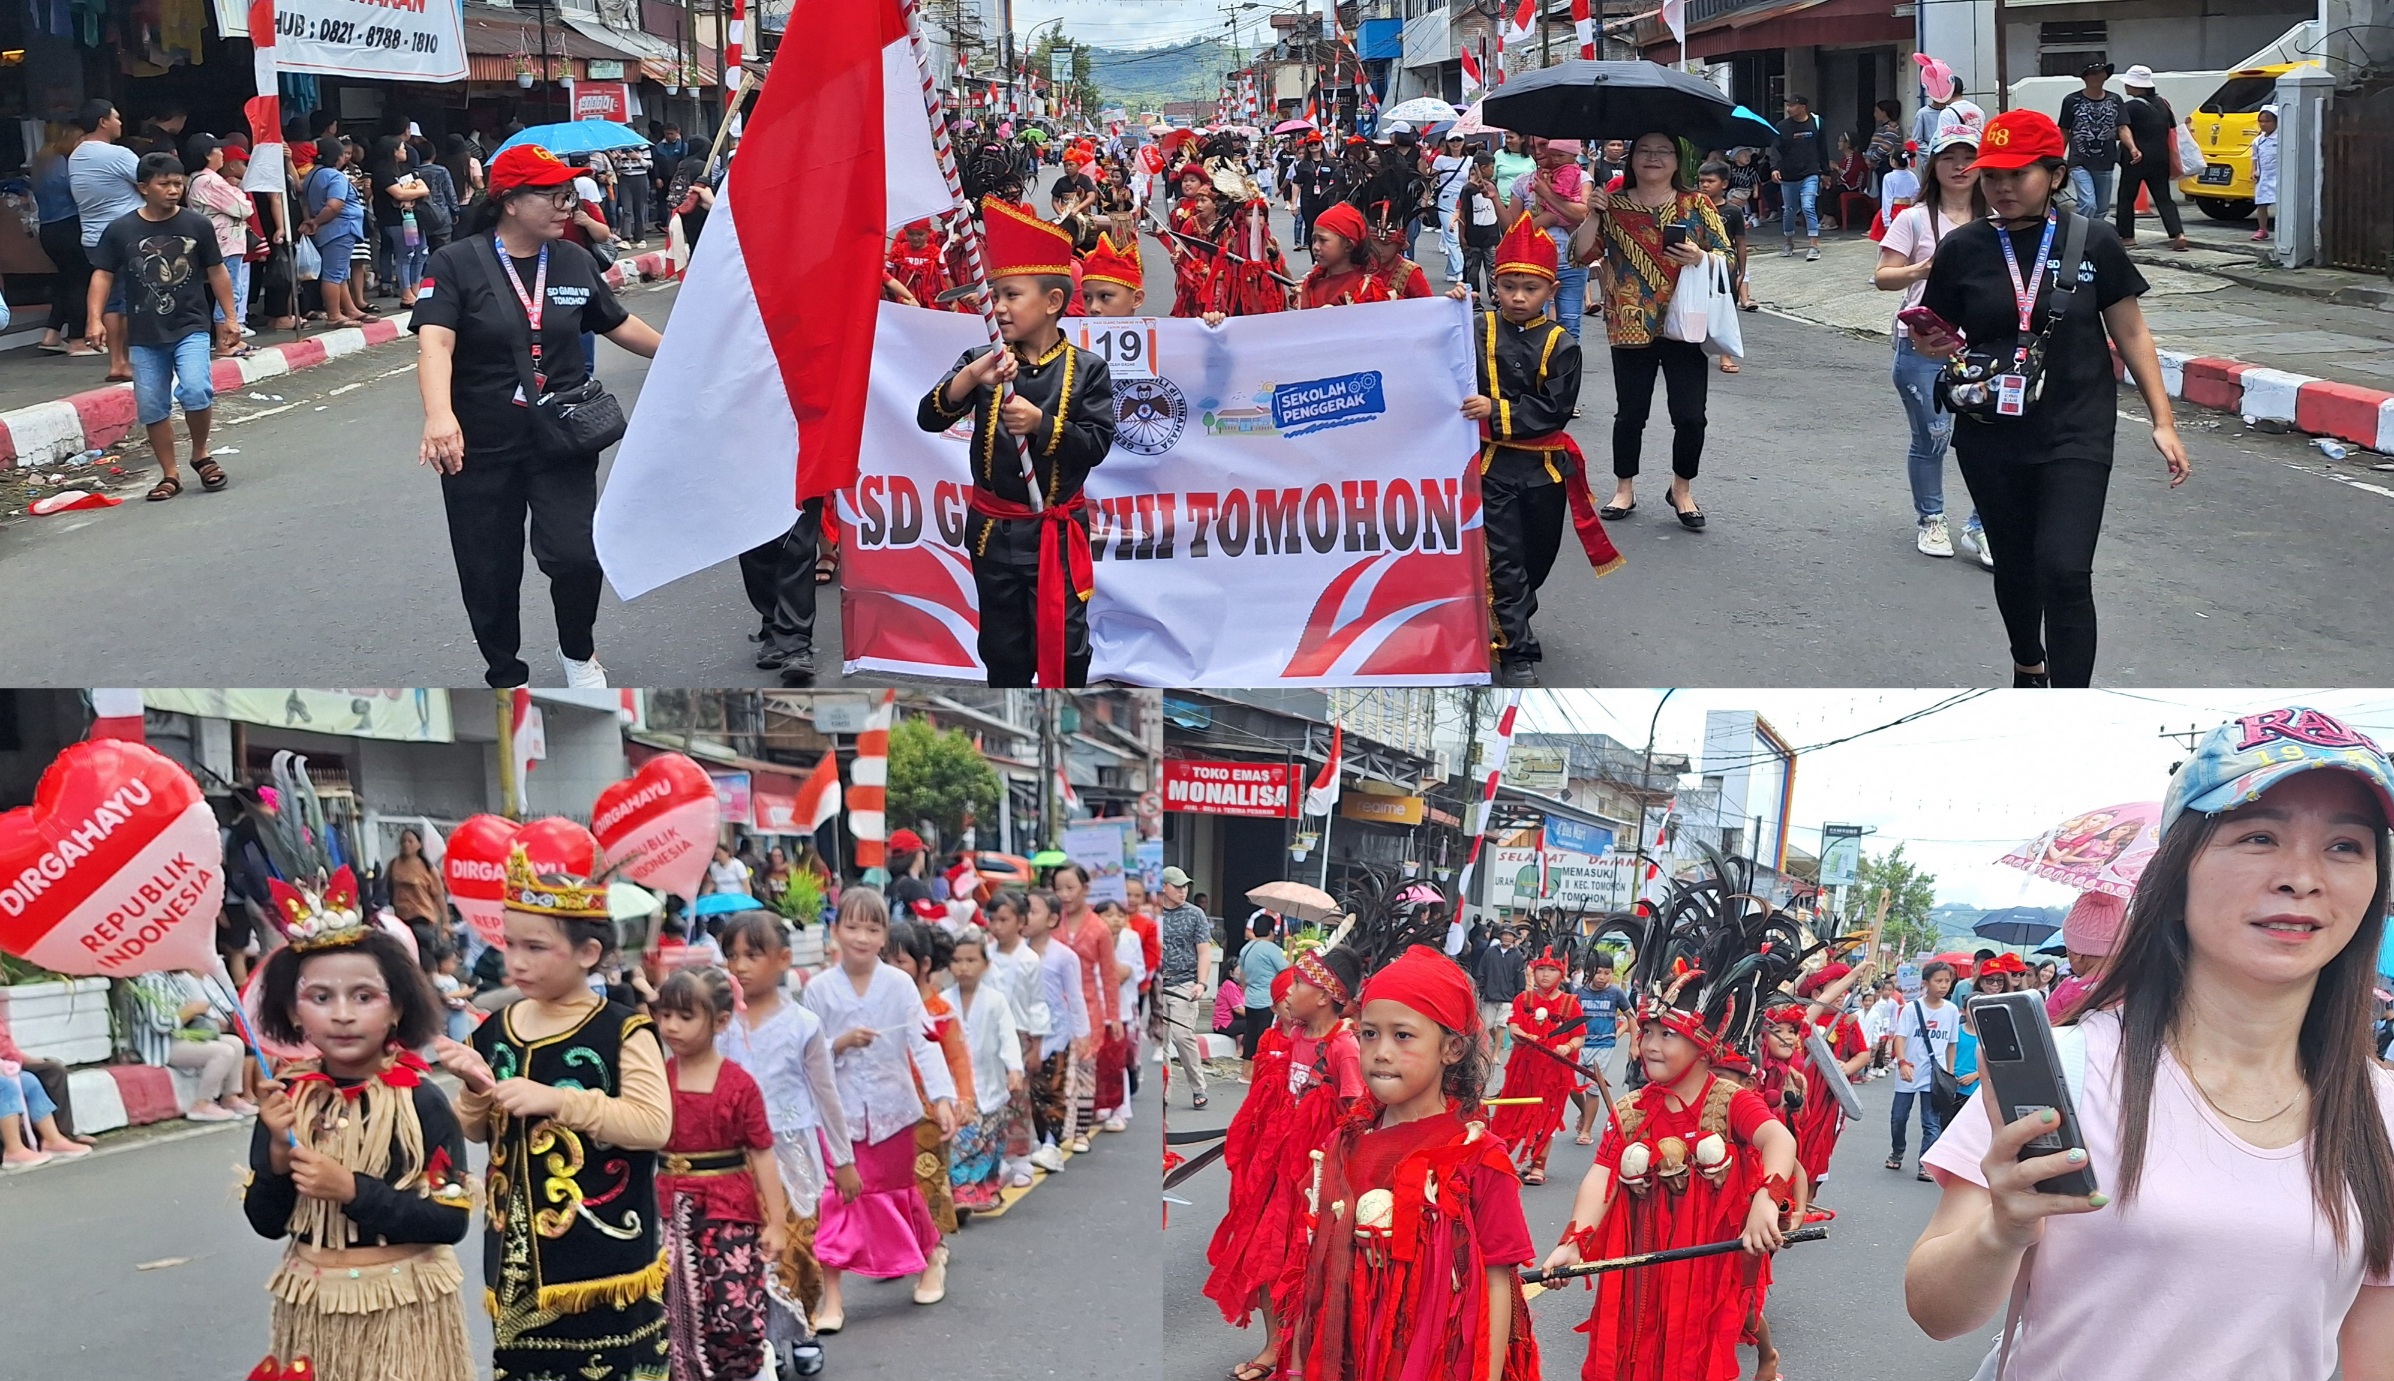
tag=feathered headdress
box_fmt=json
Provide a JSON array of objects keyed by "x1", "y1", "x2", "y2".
[
  {"x1": 1319, "y1": 869, "x2": 1450, "y2": 987},
  {"x1": 256, "y1": 751, "x2": 370, "y2": 952},
  {"x1": 1589, "y1": 843, "x2": 1817, "y2": 1061}
]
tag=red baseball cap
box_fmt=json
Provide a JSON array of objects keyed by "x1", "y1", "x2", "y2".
[
  {"x1": 887, "y1": 828, "x2": 926, "y2": 853},
  {"x1": 1968, "y1": 110, "x2": 2066, "y2": 171},
  {"x1": 487, "y1": 144, "x2": 578, "y2": 195}
]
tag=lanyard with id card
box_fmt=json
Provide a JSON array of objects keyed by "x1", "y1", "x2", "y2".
[
  {"x1": 494, "y1": 235, "x2": 549, "y2": 405},
  {"x1": 1991, "y1": 212, "x2": 2058, "y2": 419}
]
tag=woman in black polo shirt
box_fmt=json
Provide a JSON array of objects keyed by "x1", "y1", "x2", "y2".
[
  {"x1": 411, "y1": 143, "x2": 662, "y2": 689},
  {"x1": 1912, "y1": 109, "x2": 2189, "y2": 688}
]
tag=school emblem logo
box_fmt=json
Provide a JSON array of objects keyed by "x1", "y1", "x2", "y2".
[{"x1": 1114, "y1": 377, "x2": 1186, "y2": 456}]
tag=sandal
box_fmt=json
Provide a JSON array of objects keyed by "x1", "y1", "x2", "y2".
[
  {"x1": 1719, "y1": 357, "x2": 1741, "y2": 374},
  {"x1": 1523, "y1": 1167, "x2": 1546, "y2": 1185},
  {"x1": 1575, "y1": 1132, "x2": 1595, "y2": 1145},
  {"x1": 193, "y1": 457, "x2": 228, "y2": 492},
  {"x1": 1230, "y1": 1363, "x2": 1275, "y2": 1381},
  {"x1": 146, "y1": 475, "x2": 182, "y2": 502},
  {"x1": 1885, "y1": 1155, "x2": 1903, "y2": 1171}
]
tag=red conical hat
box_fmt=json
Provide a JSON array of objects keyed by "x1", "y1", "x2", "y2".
[
  {"x1": 1493, "y1": 212, "x2": 1557, "y2": 282},
  {"x1": 980, "y1": 195, "x2": 1075, "y2": 280},
  {"x1": 1081, "y1": 231, "x2": 1144, "y2": 290}
]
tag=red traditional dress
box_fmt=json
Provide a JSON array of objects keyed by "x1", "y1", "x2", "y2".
[
  {"x1": 1300, "y1": 264, "x2": 1396, "y2": 309},
  {"x1": 1487, "y1": 982, "x2": 1584, "y2": 1172},
  {"x1": 1201, "y1": 1021, "x2": 1363, "y2": 1327},
  {"x1": 1788, "y1": 1011, "x2": 1864, "y2": 1191},
  {"x1": 1369, "y1": 254, "x2": 1433, "y2": 299},
  {"x1": 1162, "y1": 212, "x2": 1223, "y2": 319},
  {"x1": 1208, "y1": 198, "x2": 1293, "y2": 317},
  {"x1": 1577, "y1": 1076, "x2": 1781, "y2": 1381},
  {"x1": 887, "y1": 226, "x2": 949, "y2": 308},
  {"x1": 1293, "y1": 1106, "x2": 1540, "y2": 1381}
]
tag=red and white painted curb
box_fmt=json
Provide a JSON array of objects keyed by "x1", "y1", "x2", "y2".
[
  {"x1": 2117, "y1": 347, "x2": 2392, "y2": 454},
  {"x1": 0, "y1": 250, "x2": 680, "y2": 472}
]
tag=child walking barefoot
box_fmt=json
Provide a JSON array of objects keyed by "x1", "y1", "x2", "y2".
[
  {"x1": 718, "y1": 910, "x2": 857, "y2": 1375},
  {"x1": 1292, "y1": 944, "x2": 1539, "y2": 1381},
  {"x1": 947, "y1": 931, "x2": 1025, "y2": 1211},
  {"x1": 245, "y1": 869, "x2": 475, "y2": 1381},
  {"x1": 434, "y1": 846, "x2": 674, "y2": 1381},
  {"x1": 800, "y1": 889, "x2": 959, "y2": 1329},
  {"x1": 651, "y1": 967, "x2": 790, "y2": 1381}
]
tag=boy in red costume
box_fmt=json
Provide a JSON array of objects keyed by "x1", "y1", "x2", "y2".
[
  {"x1": 1487, "y1": 946, "x2": 1583, "y2": 1184},
  {"x1": 1299, "y1": 203, "x2": 1390, "y2": 309},
  {"x1": 1205, "y1": 948, "x2": 1364, "y2": 1381},
  {"x1": 1543, "y1": 867, "x2": 1807, "y2": 1381},
  {"x1": 888, "y1": 219, "x2": 951, "y2": 309},
  {"x1": 1780, "y1": 962, "x2": 1872, "y2": 1203},
  {"x1": 1359, "y1": 198, "x2": 1434, "y2": 300},
  {"x1": 1292, "y1": 939, "x2": 1539, "y2": 1381}
]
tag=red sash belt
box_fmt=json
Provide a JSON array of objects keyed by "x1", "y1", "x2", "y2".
[
  {"x1": 969, "y1": 487, "x2": 1093, "y2": 687},
  {"x1": 1478, "y1": 426, "x2": 1624, "y2": 577}
]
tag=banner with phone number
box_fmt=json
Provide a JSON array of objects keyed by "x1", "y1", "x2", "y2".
[
  {"x1": 257, "y1": 0, "x2": 467, "y2": 82},
  {"x1": 838, "y1": 297, "x2": 1491, "y2": 686}
]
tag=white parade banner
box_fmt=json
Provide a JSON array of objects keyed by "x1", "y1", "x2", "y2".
[
  {"x1": 238, "y1": 0, "x2": 469, "y2": 82},
  {"x1": 1487, "y1": 845, "x2": 1639, "y2": 911},
  {"x1": 838, "y1": 297, "x2": 1492, "y2": 685}
]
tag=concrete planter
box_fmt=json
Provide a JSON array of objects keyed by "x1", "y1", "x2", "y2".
[{"x1": 0, "y1": 977, "x2": 114, "y2": 1066}]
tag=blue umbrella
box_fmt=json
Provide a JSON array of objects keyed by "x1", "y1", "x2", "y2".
[
  {"x1": 693, "y1": 892, "x2": 763, "y2": 917},
  {"x1": 1728, "y1": 105, "x2": 1778, "y2": 144},
  {"x1": 1972, "y1": 906, "x2": 2063, "y2": 946},
  {"x1": 495, "y1": 120, "x2": 649, "y2": 157}
]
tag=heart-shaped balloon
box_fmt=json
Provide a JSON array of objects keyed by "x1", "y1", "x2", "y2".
[
  {"x1": 0, "y1": 740, "x2": 224, "y2": 977},
  {"x1": 592, "y1": 754, "x2": 719, "y2": 901},
  {"x1": 442, "y1": 813, "x2": 518, "y2": 949},
  {"x1": 515, "y1": 816, "x2": 602, "y2": 878}
]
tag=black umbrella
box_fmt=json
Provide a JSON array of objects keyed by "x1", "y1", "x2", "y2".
[
  {"x1": 1480, "y1": 60, "x2": 1779, "y2": 150},
  {"x1": 1973, "y1": 907, "x2": 2064, "y2": 946}
]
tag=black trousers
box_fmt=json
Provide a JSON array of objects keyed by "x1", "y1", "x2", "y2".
[
  {"x1": 41, "y1": 218, "x2": 91, "y2": 336},
  {"x1": 2115, "y1": 157, "x2": 2184, "y2": 240},
  {"x1": 1611, "y1": 338, "x2": 1710, "y2": 480},
  {"x1": 618, "y1": 172, "x2": 650, "y2": 240},
  {"x1": 1954, "y1": 447, "x2": 2113, "y2": 686},
  {"x1": 971, "y1": 512, "x2": 1091, "y2": 687},
  {"x1": 737, "y1": 498, "x2": 823, "y2": 657},
  {"x1": 1482, "y1": 464, "x2": 1566, "y2": 664},
  {"x1": 440, "y1": 442, "x2": 604, "y2": 686}
]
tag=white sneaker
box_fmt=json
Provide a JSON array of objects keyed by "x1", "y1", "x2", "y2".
[
  {"x1": 1805, "y1": 245, "x2": 1821, "y2": 262},
  {"x1": 1964, "y1": 522, "x2": 1995, "y2": 570},
  {"x1": 1028, "y1": 1144, "x2": 1068, "y2": 1173},
  {"x1": 1916, "y1": 515, "x2": 1954, "y2": 558},
  {"x1": 1101, "y1": 1117, "x2": 1129, "y2": 1134},
  {"x1": 560, "y1": 650, "x2": 609, "y2": 688}
]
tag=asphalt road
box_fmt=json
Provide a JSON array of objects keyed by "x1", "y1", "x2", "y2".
[
  {"x1": 1160, "y1": 1053, "x2": 1990, "y2": 1381},
  {"x1": 0, "y1": 193, "x2": 2387, "y2": 685},
  {"x1": 0, "y1": 1073, "x2": 1157, "y2": 1381}
]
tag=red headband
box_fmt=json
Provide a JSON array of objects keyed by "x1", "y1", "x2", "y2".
[
  {"x1": 1359, "y1": 945, "x2": 1479, "y2": 1035},
  {"x1": 1293, "y1": 949, "x2": 1351, "y2": 1008},
  {"x1": 1270, "y1": 967, "x2": 1298, "y2": 1005}
]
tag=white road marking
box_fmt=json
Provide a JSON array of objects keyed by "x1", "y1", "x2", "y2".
[{"x1": 2117, "y1": 409, "x2": 2394, "y2": 504}]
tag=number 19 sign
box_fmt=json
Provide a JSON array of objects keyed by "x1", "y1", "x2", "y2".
[
  {"x1": 267, "y1": 0, "x2": 467, "y2": 82},
  {"x1": 1074, "y1": 318, "x2": 1160, "y2": 380}
]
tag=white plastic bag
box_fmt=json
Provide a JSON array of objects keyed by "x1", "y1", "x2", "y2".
[
  {"x1": 2173, "y1": 123, "x2": 2204, "y2": 179},
  {"x1": 294, "y1": 235, "x2": 321, "y2": 282},
  {"x1": 1661, "y1": 250, "x2": 1716, "y2": 343},
  {"x1": 1702, "y1": 254, "x2": 1743, "y2": 359}
]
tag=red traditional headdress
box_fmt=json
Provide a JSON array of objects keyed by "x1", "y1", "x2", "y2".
[
  {"x1": 979, "y1": 195, "x2": 1075, "y2": 280},
  {"x1": 1527, "y1": 944, "x2": 1567, "y2": 974},
  {"x1": 1081, "y1": 231, "x2": 1144, "y2": 290},
  {"x1": 1358, "y1": 944, "x2": 1479, "y2": 1035},
  {"x1": 1493, "y1": 212, "x2": 1558, "y2": 283},
  {"x1": 270, "y1": 867, "x2": 368, "y2": 952},
  {"x1": 1595, "y1": 843, "x2": 1817, "y2": 1063}
]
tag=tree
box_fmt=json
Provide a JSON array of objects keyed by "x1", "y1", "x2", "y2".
[
  {"x1": 1854, "y1": 843, "x2": 1940, "y2": 960},
  {"x1": 885, "y1": 717, "x2": 1001, "y2": 853},
  {"x1": 1028, "y1": 34, "x2": 1101, "y2": 120}
]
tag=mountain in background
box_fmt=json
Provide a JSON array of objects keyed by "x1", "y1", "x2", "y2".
[{"x1": 1089, "y1": 36, "x2": 1235, "y2": 112}]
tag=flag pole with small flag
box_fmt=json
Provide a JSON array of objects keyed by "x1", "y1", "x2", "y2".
[
  {"x1": 1453, "y1": 692, "x2": 1523, "y2": 920},
  {"x1": 1304, "y1": 725, "x2": 1343, "y2": 889},
  {"x1": 850, "y1": 690, "x2": 896, "y2": 884},
  {"x1": 1573, "y1": 0, "x2": 1596, "y2": 58}
]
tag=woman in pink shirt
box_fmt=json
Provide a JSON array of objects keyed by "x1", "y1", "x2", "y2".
[{"x1": 1908, "y1": 708, "x2": 2394, "y2": 1381}]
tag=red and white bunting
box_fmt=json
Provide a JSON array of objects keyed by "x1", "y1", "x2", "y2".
[
  {"x1": 849, "y1": 690, "x2": 896, "y2": 873},
  {"x1": 1452, "y1": 692, "x2": 1523, "y2": 911}
]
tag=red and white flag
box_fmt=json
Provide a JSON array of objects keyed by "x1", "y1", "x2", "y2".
[
  {"x1": 87, "y1": 689, "x2": 146, "y2": 744},
  {"x1": 1055, "y1": 768, "x2": 1082, "y2": 817},
  {"x1": 794, "y1": 749, "x2": 842, "y2": 833},
  {"x1": 596, "y1": 0, "x2": 952, "y2": 599},
  {"x1": 1453, "y1": 693, "x2": 1523, "y2": 908},
  {"x1": 1501, "y1": 0, "x2": 1536, "y2": 48},
  {"x1": 510, "y1": 689, "x2": 547, "y2": 788},
  {"x1": 1303, "y1": 726, "x2": 1343, "y2": 817},
  {"x1": 850, "y1": 691, "x2": 896, "y2": 873},
  {"x1": 1460, "y1": 47, "x2": 1485, "y2": 102},
  {"x1": 1573, "y1": 0, "x2": 1596, "y2": 58},
  {"x1": 1662, "y1": 0, "x2": 1688, "y2": 50}
]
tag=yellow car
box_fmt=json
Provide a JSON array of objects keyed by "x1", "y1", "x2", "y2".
[{"x1": 2177, "y1": 62, "x2": 2313, "y2": 220}]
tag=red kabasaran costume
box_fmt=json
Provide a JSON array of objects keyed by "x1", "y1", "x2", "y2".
[
  {"x1": 1487, "y1": 984, "x2": 1583, "y2": 1170},
  {"x1": 887, "y1": 227, "x2": 949, "y2": 308},
  {"x1": 1208, "y1": 198, "x2": 1293, "y2": 317},
  {"x1": 1577, "y1": 1076, "x2": 1780, "y2": 1381},
  {"x1": 1294, "y1": 1105, "x2": 1541, "y2": 1381},
  {"x1": 1301, "y1": 265, "x2": 1397, "y2": 309},
  {"x1": 1202, "y1": 1021, "x2": 1363, "y2": 1327},
  {"x1": 1787, "y1": 1012, "x2": 1865, "y2": 1189},
  {"x1": 1370, "y1": 255, "x2": 1434, "y2": 300},
  {"x1": 1162, "y1": 212, "x2": 1222, "y2": 319}
]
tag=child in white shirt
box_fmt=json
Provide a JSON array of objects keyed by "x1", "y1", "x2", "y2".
[{"x1": 946, "y1": 931, "x2": 1024, "y2": 1210}]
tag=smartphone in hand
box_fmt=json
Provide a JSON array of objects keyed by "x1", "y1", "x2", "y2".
[
  {"x1": 1662, "y1": 222, "x2": 1690, "y2": 250},
  {"x1": 1897, "y1": 305, "x2": 1960, "y2": 342},
  {"x1": 1968, "y1": 992, "x2": 2098, "y2": 1197}
]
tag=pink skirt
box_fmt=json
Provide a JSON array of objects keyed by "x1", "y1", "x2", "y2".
[{"x1": 812, "y1": 1126, "x2": 940, "y2": 1279}]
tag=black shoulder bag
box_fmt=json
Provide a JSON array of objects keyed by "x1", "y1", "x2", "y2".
[
  {"x1": 1911, "y1": 999, "x2": 1967, "y2": 1122},
  {"x1": 471, "y1": 238, "x2": 628, "y2": 460},
  {"x1": 1936, "y1": 208, "x2": 2090, "y2": 426}
]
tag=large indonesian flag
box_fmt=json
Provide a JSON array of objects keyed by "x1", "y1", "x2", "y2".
[{"x1": 595, "y1": 0, "x2": 952, "y2": 599}]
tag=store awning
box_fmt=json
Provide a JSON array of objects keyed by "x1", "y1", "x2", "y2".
[{"x1": 1640, "y1": 0, "x2": 1898, "y2": 63}]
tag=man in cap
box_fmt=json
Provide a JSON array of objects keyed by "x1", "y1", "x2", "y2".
[
  {"x1": 1154, "y1": 866, "x2": 1213, "y2": 1109},
  {"x1": 2058, "y1": 60, "x2": 2127, "y2": 218},
  {"x1": 2115, "y1": 63, "x2": 2191, "y2": 250}
]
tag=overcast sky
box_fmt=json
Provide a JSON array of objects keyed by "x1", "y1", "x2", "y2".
[
  {"x1": 1014, "y1": 0, "x2": 1328, "y2": 49},
  {"x1": 1514, "y1": 689, "x2": 2394, "y2": 910}
]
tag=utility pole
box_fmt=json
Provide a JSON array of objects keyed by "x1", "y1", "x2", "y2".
[{"x1": 1630, "y1": 688, "x2": 1676, "y2": 909}]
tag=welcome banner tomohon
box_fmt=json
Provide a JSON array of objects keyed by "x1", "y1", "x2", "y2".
[{"x1": 838, "y1": 297, "x2": 1492, "y2": 686}]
